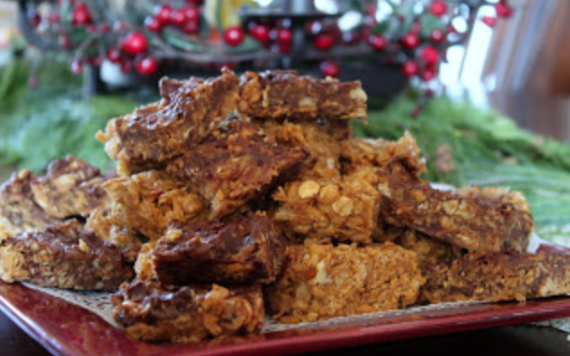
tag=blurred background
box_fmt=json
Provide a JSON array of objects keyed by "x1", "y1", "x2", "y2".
[{"x1": 1, "y1": 0, "x2": 570, "y2": 243}]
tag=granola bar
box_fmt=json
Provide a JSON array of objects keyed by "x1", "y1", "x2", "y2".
[
  {"x1": 153, "y1": 213, "x2": 285, "y2": 285},
  {"x1": 167, "y1": 120, "x2": 307, "y2": 218},
  {"x1": 0, "y1": 220, "x2": 133, "y2": 290},
  {"x1": 102, "y1": 170, "x2": 206, "y2": 240},
  {"x1": 0, "y1": 170, "x2": 56, "y2": 236},
  {"x1": 422, "y1": 251, "x2": 570, "y2": 303},
  {"x1": 341, "y1": 131, "x2": 427, "y2": 182},
  {"x1": 239, "y1": 70, "x2": 367, "y2": 121},
  {"x1": 97, "y1": 70, "x2": 239, "y2": 175},
  {"x1": 266, "y1": 242, "x2": 424, "y2": 323},
  {"x1": 273, "y1": 174, "x2": 380, "y2": 243},
  {"x1": 397, "y1": 229, "x2": 463, "y2": 268},
  {"x1": 379, "y1": 162, "x2": 534, "y2": 253},
  {"x1": 112, "y1": 280, "x2": 264, "y2": 343},
  {"x1": 257, "y1": 119, "x2": 351, "y2": 181},
  {"x1": 30, "y1": 156, "x2": 112, "y2": 219}
]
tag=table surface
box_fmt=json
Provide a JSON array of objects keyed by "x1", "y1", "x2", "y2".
[{"x1": 1, "y1": 310, "x2": 569, "y2": 356}]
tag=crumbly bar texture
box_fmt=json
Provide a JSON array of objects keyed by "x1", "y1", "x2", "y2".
[
  {"x1": 112, "y1": 280, "x2": 264, "y2": 343},
  {"x1": 30, "y1": 155, "x2": 112, "y2": 219},
  {"x1": 85, "y1": 205, "x2": 142, "y2": 262},
  {"x1": 273, "y1": 174, "x2": 380, "y2": 243},
  {"x1": 97, "y1": 69, "x2": 239, "y2": 175},
  {"x1": 266, "y1": 242, "x2": 424, "y2": 324},
  {"x1": 455, "y1": 186, "x2": 531, "y2": 213},
  {"x1": 341, "y1": 131, "x2": 427, "y2": 182},
  {"x1": 396, "y1": 229, "x2": 463, "y2": 268},
  {"x1": 423, "y1": 251, "x2": 570, "y2": 303},
  {"x1": 379, "y1": 162, "x2": 534, "y2": 253},
  {"x1": 0, "y1": 170, "x2": 57, "y2": 236},
  {"x1": 102, "y1": 170, "x2": 206, "y2": 240},
  {"x1": 134, "y1": 241, "x2": 157, "y2": 281},
  {"x1": 256, "y1": 119, "x2": 351, "y2": 181},
  {"x1": 0, "y1": 220, "x2": 133, "y2": 290},
  {"x1": 167, "y1": 120, "x2": 307, "y2": 219},
  {"x1": 238, "y1": 70, "x2": 367, "y2": 121},
  {"x1": 153, "y1": 213, "x2": 285, "y2": 285}
]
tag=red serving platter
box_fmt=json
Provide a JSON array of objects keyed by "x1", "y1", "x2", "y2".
[{"x1": 1, "y1": 243, "x2": 569, "y2": 356}]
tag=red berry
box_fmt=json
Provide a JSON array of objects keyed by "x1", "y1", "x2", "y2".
[
  {"x1": 402, "y1": 60, "x2": 419, "y2": 77},
  {"x1": 170, "y1": 10, "x2": 186, "y2": 26},
  {"x1": 99, "y1": 24, "x2": 110, "y2": 32},
  {"x1": 182, "y1": 20, "x2": 199, "y2": 34},
  {"x1": 181, "y1": 6, "x2": 200, "y2": 21},
  {"x1": 136, "y1": 57, "x2": 158, "y2": 76},
  {"x1": 72, "y1": 3, "x2": 91, "y2": 25},
  {"x1": 278, "y1": 42, "x2": 292, "y2": 53},
  {"x1": 86, "y1": 24, "x2": 97, "y2": 33},
  {"x1": 481, "y1": 16, "x2": 497, "y2": 28},
  {"x1": 495, "y1": 3, "x2": 513, "y2": 18},
  {"x1": 429, "y1": 0, "x2": 447, "y2": 17},
  {"x1": 313, "y1": 32, "x2": 335, "y2": 51},
  {"x1": 120, "y1": 32, "x2": 148, "y2": 55},
  {"x1": 421, "y1": 46, "x2": 439, "y2": 65},
  {"x1": 155, "y1": 5, "x2": 172, "y2": 25},
  {"x1": 422, "y1": 68, "x2": 437, "y2": 81},
  {"x1": 70, "y1": 59, "x2": 82, "y2": 74},
  {"x1": 250, "y1": 23, "x2": 270, "y2": 43},
  {"x1": 320, "y1": 61, "x2": 340, "y2": 78},
  {"x1": 120, "y1": 60, "x2": 132, "y2": 73},
  {"x1": 145, "y1": 17, "x2": 162, "y2": 32},
  {"x1": 224, "y1": 26, "x2": 245, "y2": 46},
  {"x1": 277, "y1": 28, "x2": 293, "y2": 43},
  {"x1": 429, "y1": 28, "x2": 445, "y2": 43},
  {"x1": 368, "y1": 34, "x2": 387, "y2": 51},
  {"x1": 29, "y1": 11, "x2": 41, "y2": 28},
  {"x1": 401, "y1": 32, "x2": 419, "y2": 49},
  {"x1": 106, "y1": 48, "x2": 121, "y2": 63}
]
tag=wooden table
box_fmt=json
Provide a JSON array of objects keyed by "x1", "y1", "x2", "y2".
[{"x1": 1, "y1": 310, "x2": 569, "y2": 356}]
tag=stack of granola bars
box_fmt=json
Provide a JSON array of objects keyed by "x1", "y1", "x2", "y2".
[{"x1": 1, "y1": 70, "x2": 569, "y2": 343}]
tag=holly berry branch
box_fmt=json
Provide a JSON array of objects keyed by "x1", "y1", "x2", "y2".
[{"x1": 19, "y1": 0, "x2": 514, "y2": 111}]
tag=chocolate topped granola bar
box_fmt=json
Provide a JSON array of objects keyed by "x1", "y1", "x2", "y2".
[
  {"x1": 167, "y1": 119, "x2": 307, "y2": 218},
  {"x1": 153, "y1": 212, "x2": 285, "y2": 285},
  {"x1": 0, "y1": 220, "x2": 133, "y2": 290},
  {"x1": 97, "y1": 69, "x2": 239, "y2": 175},
  {"x1": 112, "y1": 280, "x2": 264, "y2": 343},
  {"x1": 30, "y1": 155, "x2": 112, "y2": 219},
  {"x1": 379, "y1": 161, "x2": 534, "y2": 253},
  {"x1": 0, "y1": 170, "x2": 56, "y2": 236},
  {"x1": 239, "y1": 70, "x2": 367, "y2": 121},
  {"x1": 422, "y1": 251, "x2": 570, "y2": 303}
]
